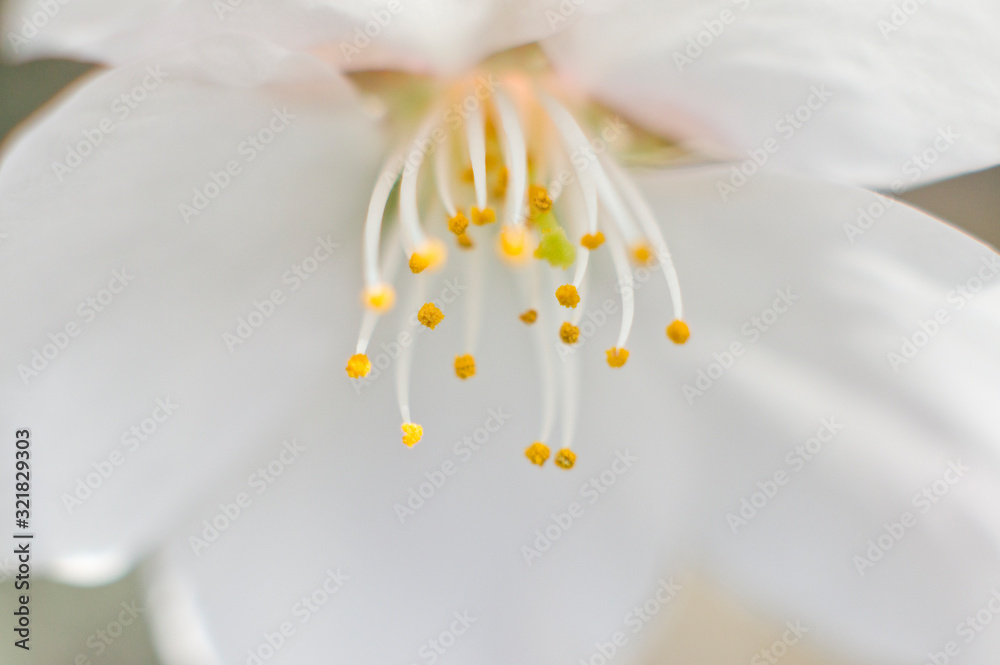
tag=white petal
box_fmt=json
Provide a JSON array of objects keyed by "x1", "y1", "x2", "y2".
[
  {"x1": 147, "y1": 168, "x2": 1000, "y2": 664},
  {"x1": 1, "y1": 0, "x2": 557, "y2": 74},
  {"x1": 543, "y1": 0, "x2": 1000, "y2": 189},
  {"x1": 0, "y1": 34, "x2": 383, "y2": 583}
]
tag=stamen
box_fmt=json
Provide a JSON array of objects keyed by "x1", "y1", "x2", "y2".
[
  {"x1": 601, "y1": 154, "x2": 685, "y2": 321},
  {"x1": 537, "y1": 91, "x2": 641, "y2": 244},
  {"x1": 666, "y1": 320, "x2": 690, "y2": 344},
  {"x1": 520, "y1": 309, "x2": 538, "y2": 324},
  {"x1": 401, "y1": 423, "x2": 423, "y2": 447},
  {"x1": 362, "y1": 283, "x2": 396, "y2": 312},
  {"x1": 554, "y1": 448, "x2": 576, "y2": 469},
  {"x1": 362, "y1": 148, "x2": 405, "y2": 288},
  {"x1": 606, "y1": 348, "x2": 629, "y2": 368},
  {"x1": 559, "y1": 322, "x2": 580, "y2": 344},
  {"x1": 492, "y1": 89, "x2": 529, "y2": 227},
  {"x1": 456, "y1": 232, "x2": 474, "y2": 249},
  {"x1": 461, "y1": 237, "x2": 484, "y2": 364},
  {"x1": 555, "y1": 284, "x2": 580, "y2": 308},
  {"x1": 346, "y1": 353, "x2": 372, "y2": 378},
  {"x1": 525, "y1": 441, "x2": 550, "y2": 466},
  {"x1": 499, "y1": 224, "x2": 530, "y2": 261},
  {"x1": 605, "y1": 226, "x2": 636, "y2": 353},
  {"x1": 408, "y1": 238, "x2": 447, "y2": 274},
  {"x1": 355, "y1": 223, "x2": 403, "y2": 355},
  {"x1": 470, "y1": 207, "x2": 496, "y2": 226},
  {"x1": 448, "y1": 212, "x2": 469, "y2": 236},
  {"x1": 399, "y1": 113, "x2": 447, "y2": 271},
  {"x1": 529, "y1": 185, "x2": 553, "y2": 215},
  {"x1": 454, "y1": 354, "x2": 476, "y2": 379},
  {"x1": 433, "y1": 130, "x2": 459, "y2": 218},
  {"x1": 417, "y1": 302, "x2": 444, "y2": 329},
  {"x1": 464, "y1": 93, "x2": 489, "y2": 211},
  {"x1": 397, "y1": 275, "x2": 424, "y2": 446},
  {"x1": 581, "y1": 232, "x2": 605, "y2": 250}
]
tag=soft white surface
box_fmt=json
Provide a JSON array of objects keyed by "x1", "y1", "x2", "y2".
[{"x1": 543, "y1": 0, "x2": 1000, "y2": 189}]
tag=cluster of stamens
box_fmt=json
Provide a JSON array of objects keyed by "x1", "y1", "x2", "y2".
[{"x1": 344, "y1": 71, "x2": 689, "y2": 468}]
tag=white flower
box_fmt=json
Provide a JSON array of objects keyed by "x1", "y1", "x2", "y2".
[{"x1": 2, "y1": 2, "x2": 1000, "y2": 664}]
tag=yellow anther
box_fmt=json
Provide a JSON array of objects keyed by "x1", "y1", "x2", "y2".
[
  {"x1": 525, "y1": 441, "x2": 550, "y2": 466},
  {"x1": 470, "y1": 206, "x2": 496, "y2": 226},
  {"x1": 606, "y1": 347, "x2": 629, "y2": 368},
  {"x1": 581, "y1": 232, "x2": 605, "y2": 250},
  {"x1": 520, "y1": 309, "x2": 538, "y2": 324},
  {"x1": 631, "y1": 242, "x2": 654, "y2": 266},
  {"x1": 454, "y1": 354, "x2": 476, "y2": 379},
  {"x1": 559, "y1": 322, "x2": 580, "y2": 344},
  {"x1": 418, "y1": 302, "x2": 445, "y2": 329},
  {"x1": 666, "y1": 319, "x2": 690, "y2": 344},
  {"x1": 448, "y1": 211, "x2": 469, "y2": 235},
  {"x1": 461, "y1": 166, "x2": 474, "y2": 183},
  {"x1": 409, "y1": 239, "x2": 447, "y2": 274},
  {"x1": 345, "y1": 353, "x2": 371, "y2": 378},
  {"x1": 555, "y1": 284, "x2": 580, "y2": 308},
  {"x1": 499, "y1": 225, "x2": 529, "y2": 260},
  {"x1": 401, "y1": 422, "x2": 423, "y2": 447},
  {"x1": 493, "y1": 167, "x2": 508, "y2": 198},
  {"x1": 529, "y1": 185, "x2": 553, "y2": 215},
  {"x1": 362, "y1": 283, "x2": 396, "y2": 312},
  {"x1": 456, "y1": 233, "x2": 474, "y2": 250},
  {"x1": 408, "y1": 252, "x2": 429, "y2": 273},
  {"x1": 555, "y1": 448, "x2": 577, "y2": 469}
]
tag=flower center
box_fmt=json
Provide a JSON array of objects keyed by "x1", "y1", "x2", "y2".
[{"x1": 345, "y1": 56, "x2": 689, "y2": 469}]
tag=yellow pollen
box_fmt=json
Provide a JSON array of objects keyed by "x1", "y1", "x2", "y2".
[
  {"x1": 520, "y1": 309, "x2": 537, "y2": 324},
  {"x1": 362, "y1": 283, "x2": 396, "y2": 312},
  {"x1": 401, "y1": 422, "x2": 423, "y2": 447},
  {"x1": 529, "y1": 185, "x2": 553, "y2": 215},
  {"x1": 499, "y1": 225, "x2": 528, "y2": 260},
  {"x1": 525, "y1": 441, "x2": 550, "y2": 466},
  {"x1": 409, "y1": 239, "x2": 447, "y2": 274},
  {"x1": 555, "y1": 284, "x2": 580, "y2": 308},
  {"x1": 606, "y1": 347, "x2": 629, "y2": 368},
  {"x1": 461, "y1": 166, "x2": 474, "y2": 183},
  {"x1": 456, "y1": 233, "x2": 474, "y2": 249},
  {"x1": 559, "y1": 322, "x2": 580, "y2": 344},
  {"x1": 418, "y1": 302, "x2": 445, "y2": 329},
  {"x1": 631, "y1": 242, "x2": 654, "y2": 266},
  {"x1": 555, "y1": 448, "x2": 577, "y2": 469},
  {"x1": 666, "y1": 319, "x2": 690, "y2": 344},
  {"x1": 448, "y1": 211, "x2": 469, "y2": 235},
  {"x1": 408, "y1": 252, "x2": 429, "y2": 273},
  {"x1": 470, "y1": 206, "x2": 496, "y2": 226},
  {"x1": 454, "y1": 354, "x2": 476, "y2": 379},
  {"x1": 345, "y1": 353, "x2": 371, "y2": 378},
  {"x1": 581, "y1": 232, "x2": 605, "y2": 250}
]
